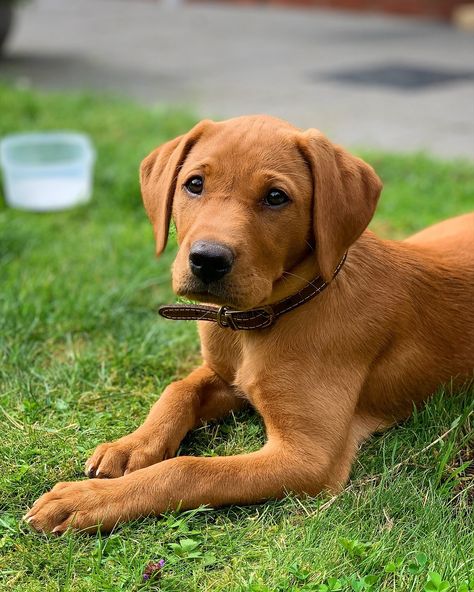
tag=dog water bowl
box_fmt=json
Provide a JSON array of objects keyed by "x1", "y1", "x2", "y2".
[{"x1": 0, "y1": 132, "x2": 95, "y2": 211}]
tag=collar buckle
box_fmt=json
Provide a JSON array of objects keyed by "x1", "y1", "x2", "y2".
[
  {"x1": 216, "y1": 305, "x2": 275, "y2": 330},
  {"x1": 216, "y1": 306, "x2": 238, "y2": 330}
]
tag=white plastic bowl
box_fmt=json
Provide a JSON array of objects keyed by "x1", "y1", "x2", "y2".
[{"x1": 0, "y1": 132, "x2": 95, "y2": 211}]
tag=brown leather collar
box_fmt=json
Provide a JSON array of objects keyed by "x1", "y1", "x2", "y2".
[{"x1": 159, "y1": 252, "x2": 347, "y2": 331}]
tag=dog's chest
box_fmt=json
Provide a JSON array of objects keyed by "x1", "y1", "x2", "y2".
[
  {"x1": 199, "y1": 322, "x2": 293, "y2": 405},
  {"x1": 199, "y1": 324, "x2": 262, "y2": 396},
  {"x1": 199, "y1": 322, "x2": 244, "y2": 385}
]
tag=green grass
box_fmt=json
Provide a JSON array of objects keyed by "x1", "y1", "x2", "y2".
[{"x1": 0, "y1": 83, "x2": 473, "y2": 592}]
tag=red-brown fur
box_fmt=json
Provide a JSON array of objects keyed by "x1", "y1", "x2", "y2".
[{"x1": 26, "y1": 116, "x2": 474, "y2": 533}]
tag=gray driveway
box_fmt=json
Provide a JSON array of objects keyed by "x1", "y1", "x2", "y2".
[{"x1": 2, "y1": 0, "x2": 474, "y2": 158}]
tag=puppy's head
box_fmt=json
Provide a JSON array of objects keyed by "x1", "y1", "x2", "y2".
[{"x1": 140, "y1": 116, "x2": 382, "y2": 309}]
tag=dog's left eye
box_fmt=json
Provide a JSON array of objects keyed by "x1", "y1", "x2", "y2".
[
  {"x1": 184, "y1": 176, "x2": 204, "y2": 195},
  {"x1": 264, "y1": 189, "x2": 290, "y2": 208}
]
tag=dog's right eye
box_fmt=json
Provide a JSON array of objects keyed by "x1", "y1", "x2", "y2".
[
  {"x1": 184, "y1": 176, "x2": 204, "y2": 196},
  {"x1": 264, "y1": 188, "x2": 290, "y2": 208}
]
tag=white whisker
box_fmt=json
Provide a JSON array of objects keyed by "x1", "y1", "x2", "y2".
[{"x1": 281, "y1": 270, "x2": 321, "y2": 290}]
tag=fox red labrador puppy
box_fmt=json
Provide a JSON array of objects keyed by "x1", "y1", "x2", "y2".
[{"x1": 26, "y1": 116, "x2": 474, "y2": 533}]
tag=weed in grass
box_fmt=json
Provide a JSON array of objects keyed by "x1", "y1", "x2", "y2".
[
  {"x1": 142, "y1": 559, "x2": 166, "y2": 584},
  {"x1": 423, "y1": 571, "x2": 451, "y2": 592},
  {"x1": 408, "y1": 552, "x2": 429, "y2": 576},
  {"x1": 288, "y1": 562, "x2": 311, "y2": 582},
  {"x1": 458, "y1": 577, "x2": 474, "y2": 592},
  {"x1": 338, "y1": 538, "x2": 376, "y2": 559}
]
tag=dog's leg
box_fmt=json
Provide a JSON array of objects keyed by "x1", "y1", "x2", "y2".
[
  {"x1": 324, "y1": 413, "x2": 389, "y2": 492},
  {"x1": 26, "y1": 442, "x2": 317, "y2": 533},
  {"x1": 85, "y1": 365, "x2": 246, "y2": 478},
  {"x1": 27, "y1": 377, "x2": 360, "y2": 533}
]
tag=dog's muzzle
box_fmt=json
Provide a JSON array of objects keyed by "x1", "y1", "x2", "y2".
[{"x1": 159, "y1": 252, "x2": 347, "y2": 331}]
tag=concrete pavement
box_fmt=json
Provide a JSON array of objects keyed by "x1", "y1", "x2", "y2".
[{"x1": 1, "y1": 0, "x2": 474, "y2": 158}]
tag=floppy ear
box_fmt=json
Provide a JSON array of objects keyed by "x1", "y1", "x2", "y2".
[
  {"x1": 299, "y1": 130, "x2": 383, "y2": 281},
  {"x1": 140, "y1": 120, "x2": 211, "y2": 256}
]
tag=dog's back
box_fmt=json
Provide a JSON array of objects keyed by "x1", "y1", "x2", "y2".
[
  {"x1": 405, "y1": 213, "x2": 474, "y2": 377},
  {"x1": 405, "y1": 212, "x2": 474, "y2": 260},
  {"x1": 355, "y1": 214, "x2": 473, "y2": 420}
]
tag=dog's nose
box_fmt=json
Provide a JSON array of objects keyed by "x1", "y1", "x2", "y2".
[{"x1": 189, "y1": 240, "x2": 234, "y2": 284}]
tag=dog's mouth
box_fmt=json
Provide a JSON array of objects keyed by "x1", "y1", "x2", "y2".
[{"x1": 175, "y1": 277, "x2": 241, "y2": 308}]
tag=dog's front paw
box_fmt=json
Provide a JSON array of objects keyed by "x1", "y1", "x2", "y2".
[
  {"x1": 24, "y1": 479, "x2": 127, "y2": 534},
  {"x1": 85, "y1": 434, "x2": 171, "y2": 479}
]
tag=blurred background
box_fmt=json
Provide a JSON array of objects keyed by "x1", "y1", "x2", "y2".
[{"x1": 1, "y1": 0, "x2": 473, "y2": 158}]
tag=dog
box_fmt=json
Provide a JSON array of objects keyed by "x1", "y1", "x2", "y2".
[{"x1": 25, "y1": 115, "x2": 474, "y2": 533}]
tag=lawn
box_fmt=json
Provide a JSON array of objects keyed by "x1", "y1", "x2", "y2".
[{"x1": 0, "y1": 83, "x2": 473, "y2": 592}]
